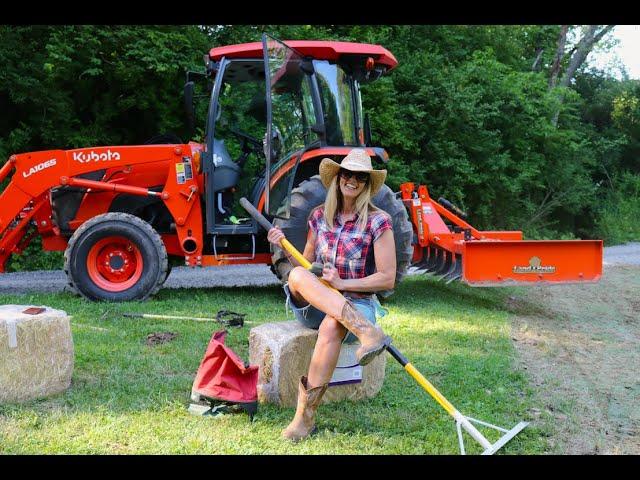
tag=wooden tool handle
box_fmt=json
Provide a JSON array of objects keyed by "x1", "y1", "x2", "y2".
[{"x1": 239, "y1": 197, "x2": 273, "y2": 232}]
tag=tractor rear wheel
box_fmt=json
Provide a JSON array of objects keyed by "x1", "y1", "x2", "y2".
[
  {"x1": 64, "y1": 212, "x2": 168, "y2": 301},
  {"x1": 270, "y1": 175, "x2": 414, "y2": 297}
]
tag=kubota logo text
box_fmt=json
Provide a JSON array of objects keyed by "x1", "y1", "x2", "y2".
[
  {"x1": 72, "y1": 150, "x2": 121, "y2": 163},
  {"x1": 22, "y1": 159, "x2": 57, "y2": 178}
]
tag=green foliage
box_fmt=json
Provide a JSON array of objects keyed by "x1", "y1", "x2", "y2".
[
  {"x1": 6, "y1": 236, "x2": 64, "y2": 273},
  {"x1": 0, "y1": 25, "x2": 209, "y2": 155},
  {"x1": 613, "y1": 90, "x2": 640, "y2": 137},
  {"x1": 595, "y1": 172, "x2": 640, "y2": 245},
  {"x1": 359, "y1": 27, "x2": 601, "y2": 238},
  {"x1": 1, "y1": 25, "x2": 638, "y2": 271}
]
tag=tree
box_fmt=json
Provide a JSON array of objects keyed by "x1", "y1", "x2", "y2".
[
  {"x1": 1, "y1": 25, "x2": 638, "y2": 271},
  {"x1": 549, "y1": 25, "x2": 616, "y2": 126}
]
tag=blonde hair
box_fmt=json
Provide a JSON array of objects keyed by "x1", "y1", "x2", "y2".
[{"x1": 323, "y1": 175, "x2": 380, "y2": 231}]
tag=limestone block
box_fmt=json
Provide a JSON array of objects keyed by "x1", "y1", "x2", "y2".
[
  {"x1": 249, "y1": 321, "x2": 386, "y2": 407},
  {"x1": 0, "y1": 305, "x2": 74, "y2": 403}
]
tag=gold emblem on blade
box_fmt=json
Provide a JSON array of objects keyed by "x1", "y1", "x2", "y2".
[{"x1": 513, "y1": 256, "x2": 556, "y2": 274}]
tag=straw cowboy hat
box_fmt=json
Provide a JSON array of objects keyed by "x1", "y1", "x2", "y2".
[{"x1": 319, "y1": 149, "x2": 387, "y2": 195}]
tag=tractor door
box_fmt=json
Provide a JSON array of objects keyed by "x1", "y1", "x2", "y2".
[
  {"x1": 205, "y1": 57, "x2": 267, "y2": 236},
  {"x1": 262, "y1": 34, "x2": 318, "y2": 219}
]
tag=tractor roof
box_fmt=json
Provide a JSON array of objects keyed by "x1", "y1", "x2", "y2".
[{"x1": 209, "y1": 40, "x2": 398, "y2": 71}]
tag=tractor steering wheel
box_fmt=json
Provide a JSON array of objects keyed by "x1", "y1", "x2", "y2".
[{"x1": 229, "y1": 127, "x2": 263, "y2": 157}]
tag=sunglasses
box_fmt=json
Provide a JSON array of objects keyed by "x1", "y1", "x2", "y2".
[{"x1": 339, "y1": 168, "x2": 369, "y2": 183}]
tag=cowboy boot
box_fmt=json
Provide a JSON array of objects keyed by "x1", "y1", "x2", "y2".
[
  {"x1": 282, "y1": 376, "x2": 328, "y2": 442},
  {"x1": 339, "y1": 299, "x2": 391, "y2": 366}
]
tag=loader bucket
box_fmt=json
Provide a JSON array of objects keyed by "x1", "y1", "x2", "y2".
[{"x1": 461, "y1": 240, "x2": 603, "y2": 286}]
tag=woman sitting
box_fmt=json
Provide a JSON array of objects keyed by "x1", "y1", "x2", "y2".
[{"x1": 267, "y1": 148, "x2": 396, "y2": 442}]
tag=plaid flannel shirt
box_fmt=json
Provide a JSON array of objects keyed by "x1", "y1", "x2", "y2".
[{"x1": 308, "y1": 206, "x2": 392, "y2": 280}]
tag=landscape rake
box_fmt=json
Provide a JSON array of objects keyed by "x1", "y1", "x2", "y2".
[{"x1": 400, "y1": 182, "x2": 602, "y2": 288}]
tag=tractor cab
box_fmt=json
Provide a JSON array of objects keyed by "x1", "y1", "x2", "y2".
[{"x1": 185, "y1": 35, "x2": 397, "y2": 246}]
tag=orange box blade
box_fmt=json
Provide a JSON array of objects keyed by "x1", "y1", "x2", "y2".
[{"x1": 462, "y1": 240, "x2": 603, "y2": 286}]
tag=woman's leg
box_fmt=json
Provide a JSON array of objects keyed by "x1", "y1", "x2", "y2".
[
  {"x1": 307, "y1": 315, "x2": 347, "y2": 387},
  {"x1": 287, "y1": 266, "x2": 390, "y2": 366},
  {"x1": 282, "y1": 315, "x2": 346, "y2": 441},
  {"x1": 287, "y1": 266, "x2": 346, "y2": 319}
]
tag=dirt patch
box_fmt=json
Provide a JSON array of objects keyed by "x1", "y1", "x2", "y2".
[
  {"x1": 508, "y1": 264, "x2": 640, "y2": 454},
  {"x1": 146, "y1": 332, "x2": 178, "y2": 346}
]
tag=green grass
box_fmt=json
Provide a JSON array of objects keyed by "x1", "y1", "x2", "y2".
[{"x1": 0, "y1": 276, "x2": 548, "y2": 454}]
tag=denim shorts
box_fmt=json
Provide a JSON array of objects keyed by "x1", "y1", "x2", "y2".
[{"x1": 283, "y1": 283, "x2": 386, "y2": 344}]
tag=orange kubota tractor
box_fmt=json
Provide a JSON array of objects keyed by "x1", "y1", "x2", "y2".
[{"x1": 0, "y1": 35, "x2": 603, "y2": 301}]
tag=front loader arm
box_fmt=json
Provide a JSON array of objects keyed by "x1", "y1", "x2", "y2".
[{"x1": 0, "y1": 145, "x2": 203, "y2": 272}]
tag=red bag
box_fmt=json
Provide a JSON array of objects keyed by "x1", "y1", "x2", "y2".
[{"x1": 191, "y1": 330, "x2": 258, "y2": 419}]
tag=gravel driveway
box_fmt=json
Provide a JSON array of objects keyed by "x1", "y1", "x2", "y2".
[
  {"x1": 0, "y1": 264, "x2": 280, "y2": 295},
  {"x1": 0, "y1": 242, "x2": 637, "y2": 295},
  {"x1": 601, "y1": 242, "x2": 640, "y2": 266}
]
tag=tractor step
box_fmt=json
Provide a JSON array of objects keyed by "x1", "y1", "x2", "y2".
[{"x1": 461, "y1": 239, "x2": 603, "y2": 286}]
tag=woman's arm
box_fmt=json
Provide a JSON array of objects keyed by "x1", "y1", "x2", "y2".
[{"x1": 322, "y1": 229, "x2": 396, "y2": 292}]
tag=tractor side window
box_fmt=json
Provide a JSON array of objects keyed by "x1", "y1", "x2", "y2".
[
  {"x1": 270, "y1": 75, "x2": 316, "y2": 167},
  {"x1": 212, "y1": 60, "x2": 267, "y2": 223},
  {"x1": 216, "y1": 61, "x2": 267, "y2": 184}
]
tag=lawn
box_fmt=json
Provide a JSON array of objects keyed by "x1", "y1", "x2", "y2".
[{"x1": 0, "y1": 275, "x2": 549, "y2": 454}]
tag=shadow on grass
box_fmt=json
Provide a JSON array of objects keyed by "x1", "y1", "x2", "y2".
[{"x1": 384, "y1": 275, "x2": 515, "y2": 314}]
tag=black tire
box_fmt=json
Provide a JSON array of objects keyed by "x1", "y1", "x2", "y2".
[
  {"x1": 63, "y1": 255, "x2": 80, "y2": 296},
  {"x1": 64, "y1": 212, "x2": 168, "y2": 301},
  {"x1": 164, "y1": 261, "x2": 173, "y2": 283},
  {"x1": 270, "y1": 175, "x2": 414, "y2": 297},
  {"x1": 370, "y1": 182, "x2": 415, "y2": 298}
]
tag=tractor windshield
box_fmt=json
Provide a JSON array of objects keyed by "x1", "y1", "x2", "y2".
[
  {"x1": 269, "y1": 64, "x2": 318, "y2": 166},
  {"x1": 262, "y1": 35, "x2": 366, "y2": 217},
  {"x1": 313, "y1": 60, "x2": 361, "y2": 146},
  {"x1": 267, "y1": 59, "x2": 361, "y2": 152},
  {"x1": 264, "y1": 35, "x2": 319, "y2": 218}
]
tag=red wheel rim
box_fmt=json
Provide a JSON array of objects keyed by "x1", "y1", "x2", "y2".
[{"x1": 86, "y1": 236, "x2": 144, "y2": 292}]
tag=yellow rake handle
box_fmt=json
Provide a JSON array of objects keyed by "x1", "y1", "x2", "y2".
[
  {"x1": 403, "y1": 361, "x2": 456, "y2": 416},
  {"x1": 281, "y1": 238, "x2": 309, "y2": 268},
  {"x1": 239, "y1": 198, "x2": 337, "y2": 291}
]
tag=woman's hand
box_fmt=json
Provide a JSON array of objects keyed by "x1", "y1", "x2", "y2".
[
  {"x1": 321, "y1": 263, "x2": 344, "y2": 290},
  {"x1": 267, "y1": 227, "x2": 286, "y2": 247}
]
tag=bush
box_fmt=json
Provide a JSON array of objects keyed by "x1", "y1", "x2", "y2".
[
  {"x1": 595, "y1": 172, "x2": 640, "y2": 245},
  {"x1": 6, "y1": 235, "x2": 64, "y2": 272}
]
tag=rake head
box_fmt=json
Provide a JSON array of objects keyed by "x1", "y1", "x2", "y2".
[
  {"x1": 455, "y1": 414, "x2": 529, "y2": 455},
  {"x1": 411, "y1": 247, "x2": 464, "y2": 283},
  {"x1": 435, "y1": 249, "x2": 453, "y2": 276}
]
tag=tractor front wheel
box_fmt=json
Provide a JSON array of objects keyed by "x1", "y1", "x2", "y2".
[{"x1": 64, "y1": 212, "x2": 168, "y2": 301}]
